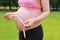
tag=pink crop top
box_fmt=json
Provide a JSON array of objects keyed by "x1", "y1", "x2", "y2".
[{"x1": 18, "y1": 0, "x2": 41, "y2": 9}]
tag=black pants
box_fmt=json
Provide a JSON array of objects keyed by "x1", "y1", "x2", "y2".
[{"x1": 19, "y1": 25, "x2": 43, "y2": 40}]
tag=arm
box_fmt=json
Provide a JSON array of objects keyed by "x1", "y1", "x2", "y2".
[
  {"x1": 23, "y1": 0, "x2": 50, "y2": 27},
  {"x1": 34, "y1": 0, "x2": 50, "y2": 22},
  {"x1": 4, "y1": 8, "x2": 21, "y2": 20}
]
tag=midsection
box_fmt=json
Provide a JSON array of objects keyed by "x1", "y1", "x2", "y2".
[{"x1": 14, "y1": 7, "x2": 41, "y2": 31}]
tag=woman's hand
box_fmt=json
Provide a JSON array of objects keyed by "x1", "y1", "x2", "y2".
[
  {"x1": 24, "y1": 19, "x2": 37, "y2": 28},
  {"x1": 4, "y1": 13, "x2": 13, "y2": 20}
]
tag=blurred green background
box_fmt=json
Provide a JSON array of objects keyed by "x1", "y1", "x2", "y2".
[{"x1": 0, "y1": 0, "x2": 60, "y2": 40}]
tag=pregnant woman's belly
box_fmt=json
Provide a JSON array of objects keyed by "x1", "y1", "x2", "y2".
[{"x1": 14, "y1": 7, "x2": 41, "y2": 31}]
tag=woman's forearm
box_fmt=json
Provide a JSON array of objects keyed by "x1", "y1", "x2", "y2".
[{"x1": 34, "y1": 11, "x2": 50, "y2": 22}]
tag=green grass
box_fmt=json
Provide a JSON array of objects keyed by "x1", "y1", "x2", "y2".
[
  {"x1": 0, "y1": 11, "x2": 18, "y2": 40},
  {"x1": 0, "y1": 11, "x2": 60, "y2": 40},
  {"x1": 42, "y1": 11, "x2": 60, "y2": 40}
]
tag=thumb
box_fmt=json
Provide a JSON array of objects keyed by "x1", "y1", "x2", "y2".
[
  {"x1": 24, "y1": 20, "x2": 29, "y2": 24},
  {"x1": 24, "y1": 20, "x2": 30, "y2": 26}
]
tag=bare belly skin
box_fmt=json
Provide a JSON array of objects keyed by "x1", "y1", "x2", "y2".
[{"x1": 14, "y1": 7, "x2": 41, "y2": 31}]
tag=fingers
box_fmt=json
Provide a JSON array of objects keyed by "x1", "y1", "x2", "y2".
[
  {"x1": 24, "y1": 20, "x2": 32, "y2": 28},
  {"x1": 4, "y1": 13, "x2": 12, "y2": 20},
  {"x1": 24, "y1": 21, "x2": 29, "y2": 25}
]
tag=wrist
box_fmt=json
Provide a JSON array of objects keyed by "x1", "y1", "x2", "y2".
[{"x1": 33, "y1": 17, "x2": 40, "y2": 23}]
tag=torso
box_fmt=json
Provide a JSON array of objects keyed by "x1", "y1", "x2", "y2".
[{"x1": 14, "y1": 0, "x2": 41, "y2": 31}]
